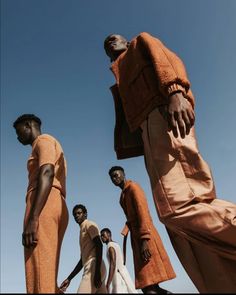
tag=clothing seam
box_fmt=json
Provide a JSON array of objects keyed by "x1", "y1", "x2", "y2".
[{"x1": 146, "y1": 114, "x2": 173, "y2": 213}]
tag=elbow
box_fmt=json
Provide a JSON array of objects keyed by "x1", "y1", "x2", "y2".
[
  {"x1": 45, "y1": 168, "x2": 55, "y2": 180},
  {"x1": 41, "y1": 164, "x2": 55, "y2": 181}
]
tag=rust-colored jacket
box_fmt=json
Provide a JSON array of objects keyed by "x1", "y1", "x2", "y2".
[
  {"x1": 111, "y1": 32, "x2": 195, "y2": 132},
  {"x1": 120, "y1": 180, "x2": 176, "y2": 289}
]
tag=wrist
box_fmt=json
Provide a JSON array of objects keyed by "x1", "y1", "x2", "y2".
[
  {"x1": 167, "y1": 83, "x2": 185, "y2": 97},
  {"x1": 28, "y1": 214, "x2": 39, "y2": 223}
]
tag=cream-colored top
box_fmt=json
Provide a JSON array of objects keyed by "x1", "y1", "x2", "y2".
[
  {"x1": 27, "y1": 134, "x2": 67, "y2": 197},
  {"x1": 79, "y1": 219, "x2": 100, "y2": 265}
]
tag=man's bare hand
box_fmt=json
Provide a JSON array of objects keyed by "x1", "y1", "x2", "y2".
[
  {"x1": 59, "y1": 278, "x2": 70, "y2": 293},
  {"x1": 22, "y1": 217, "x2": 39, "y2": 248},
  {"x1": 141, "y1": 239, "x2": 151, "y2": 263},
  {"x1": 160, "y1": 92, "x2": 195, "y2": 138},
  {"x1": 94, "y1": 271, "x2": 102, "y2": 289}
]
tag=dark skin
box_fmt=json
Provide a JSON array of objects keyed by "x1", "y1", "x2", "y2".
[
  {"x1": 110, "y1": 169, "x2": 170, "y2": 294},
  {"x1": 104, "y1": 34, "x2": 195, "y2": 139},
  {"x1": 101, "y1": 230, "x2": 116, "y2": 293},
  {"x1": 109, "y1": 170, "x2": 151, "y2": 264},
  {"x1": 59, "y1": 208, "x2": 103, "y2": 292},
  {"x1": 15, "y1": 120, "x2": 55, "y2": 248}
]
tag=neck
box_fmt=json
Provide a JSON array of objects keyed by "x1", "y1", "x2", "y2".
[
  {"x1": 30, "y1": 129, "x2": 41, "y2": 145},
  {"x1": 79, "y1": 218, "x2": 87, "y2": 226},
  {"x1": 107, "y1": 238, "x2": 112, "y2": 244},
  {"x1": 112, "y1": 48, "x2": 127, "y2": 62},
  {"x1": 119, "y1": 179, "x2": 126, "y2": 190}
]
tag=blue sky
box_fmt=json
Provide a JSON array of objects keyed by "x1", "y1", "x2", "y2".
[{"x1": 1, "y1": 0, "x2": 236, "y2": 293}]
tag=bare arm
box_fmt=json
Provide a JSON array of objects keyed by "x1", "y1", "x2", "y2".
[
  {"x1": 59, "y1": 258, "x2": 83, "y2": 292},
  {"x1": 22, "y1": 164, "x2": 54, "y2": 248},
  {"x1": 93, "y1": 235, "x2": 103, "y2": 289},
  {"x1": 106, "y1": 247, "x2": 116, "y2": 292}
]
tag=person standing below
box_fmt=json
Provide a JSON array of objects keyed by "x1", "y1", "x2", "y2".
[
  {"x1": 59, "y1": 204, "x2": 107, "y2": 294},
  {"x1": 108, "y1": 166, "x2": 175, "y2": 294},
  {"x1": 13, "y1": 114, "x2": 69, "y2": 293},
  {"x1": 100, "y1": 227, "x2": 138, "y2": 294},
  {"x1": 104, "y1": 32, "x2": 236, "y2": 293}
]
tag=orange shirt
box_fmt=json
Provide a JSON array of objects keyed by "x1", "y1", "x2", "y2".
[
  {"x1": 27, "y1": 134, "x2": 67, "y2": 197},
  {"x1": 79, "y1": 219, "x2": 100, "y2": 265}
]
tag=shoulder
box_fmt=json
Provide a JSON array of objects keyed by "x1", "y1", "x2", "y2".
[
  {"x1": 85, "y1": 219, "x2": 99, "y2": 230},
  {"x1": 135, "y1": 31, "x2": 163, "y2": 48},
  {"x1": 35, "y1": 134, "x2": 57, "y2": 145},
  {"x1": 126, "y1": 180, "x2": 141, "y2": 192}
]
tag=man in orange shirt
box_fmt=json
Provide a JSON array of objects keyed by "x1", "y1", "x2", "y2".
[
  {"x1": 104, "y1": 33, "x2": 236, "y2": 293},
  {"x1": 59, "y1": 204, "x2": 107, "y2": 293},
  {"x1": 13, "y1": 114, "x2": 69, "y2": 293}
]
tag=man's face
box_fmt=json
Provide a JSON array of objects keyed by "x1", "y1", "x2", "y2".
[
  {"x1": 73, "y1": 208, "x2": 86, "y2": 225},
  {"x1": 110, "y1": 170, "x2": 125, "y2": 186},
  {"x1": 104, "y1": 34, "x2": 128, "y2": 61},
  {"x1": 100, "y1": 231, "x2": 109, "y2": 244},
  {"x1": 15, "y1": 122, "x2": 32, "y2": 145}
]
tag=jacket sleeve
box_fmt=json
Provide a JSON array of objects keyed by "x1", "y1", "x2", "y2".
[
  {"x1": 138, "y1": 32, "x2": 191, "y2": 99},
  {"x1": 130, "y1": 183, "x2": 151, "y2": 240}
]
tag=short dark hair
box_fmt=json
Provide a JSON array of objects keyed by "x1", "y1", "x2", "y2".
[
  {"x1": 109, "y1": 166, "x2": 125, "y2": 176},
  {"x1": 13, "y1": 114, "x2": 42, "y2": 129},
  {"x1": 101, "y1": 228, "x2": 112, "y2": 236},
  {"x1": 72, "y1": 204, "x2": 87, "y2": 215}
]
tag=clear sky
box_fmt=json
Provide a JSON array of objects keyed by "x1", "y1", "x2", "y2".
[{"x1": 1, "y1": 0, "x2": 236, "y2": 293}]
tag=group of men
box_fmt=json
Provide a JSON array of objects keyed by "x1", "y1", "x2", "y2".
[{"x1": 14, "y1": 31, "x2": 236, "y2": 294}]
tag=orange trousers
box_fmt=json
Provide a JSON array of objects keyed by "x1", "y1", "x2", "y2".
[
  {"x1": 141, "y1": 108, "x2": 236, "y2": 293},
  {"x1": 24, "y1": 187, "x2": 69, "y2": 293}
]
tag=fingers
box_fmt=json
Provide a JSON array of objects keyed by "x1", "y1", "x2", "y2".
[
  {"x1": 59, "y1": 280, "x2": 69, "y2": 292},
  {"x1": 175, "y1": 112, "x2": 185, "y2": 138},
  {"x1": 187, "y1": 108, "x2": 195, "y2": 126},
  {"x1": 142, "y1": 249, "x2": 151, "y2": 262},
  {"x1": 95, "y1": 280, "x2": 102, "y2": 289},
  {"x1": 22, "y1": 233, "x2": 38, "y2": 248},
  {"x1": 168, "y1": 110, "x2": 194, "y2": 138},
  {"x1": 181, "y1": 111, "x2": 191, "y2": 136},
  {"x1": 168, "y1": 112, "x2": 178, "y2": 138}
]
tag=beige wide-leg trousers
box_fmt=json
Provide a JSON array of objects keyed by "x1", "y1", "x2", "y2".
[
  {"x1": 140, "y1": 108, "x2": 236, "y2": 293},
  {"x1": 77, "y1": 258, "x2": 107, "y2": 293},
  {"x1": 24, "y1": 187, "x2": 69, "y2": 293}
]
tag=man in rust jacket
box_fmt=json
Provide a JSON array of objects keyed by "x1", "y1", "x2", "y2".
[
  {"x1": 109, "y1": 166, "x2": 175, "y2": 294},
  {"x1": 104, "y1": 32, "x2": 236, "y2": 293}
]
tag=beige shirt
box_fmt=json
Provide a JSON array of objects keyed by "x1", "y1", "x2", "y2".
[
  {"x1": 27, "y1": 134, "x2": 67, "y2": 197},
  {"x1": 79, "y1": 219, "x2": 100, "y2": 265}
]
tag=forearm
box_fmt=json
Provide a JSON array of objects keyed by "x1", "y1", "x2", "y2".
[
  {"x1": 107, "y1": 262, "x2": 115, "y2": 287},
  {"x1": 95, "y1": 243, "x2": 103, "y2": 273},
  {"x1": 67, "y1": 259, "x2": 83, "y2": 281},
  {"x1": 29, "y1": 165, "x2": 54, "y2": 219}
]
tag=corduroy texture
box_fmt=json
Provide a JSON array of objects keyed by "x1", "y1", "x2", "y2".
[
  {"x1": 141, "y1": 108, "x2": 236, "y2": 293},
  {"x1": 120, "y1": 180, "x2": 176, "y2": 289},
  {"x1": 24, "y1": 188, "x2": 69, "y2": 293}
]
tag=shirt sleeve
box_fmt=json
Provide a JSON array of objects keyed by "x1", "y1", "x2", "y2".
[
  {"x1": 87, "y1": 221, "x2": 100, "y2": 240},
  {"x1": 35, "y1": 137, "x2": 57, "y2": 167},
  {"x1": 139, "y1": 32, "x2": 191, "y2": 98}
]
